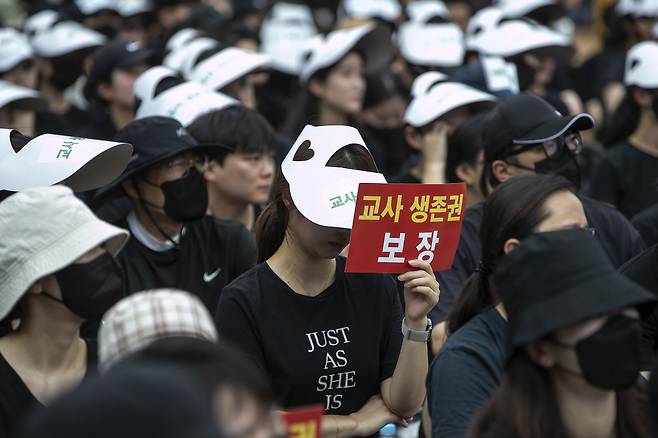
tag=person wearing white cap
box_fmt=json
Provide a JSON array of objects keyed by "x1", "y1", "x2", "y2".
[
  {"x1": 281, "y1": 23, "x2": 393, "y2": 139},
  {"x1": 0, "y1": 81, "x2": 48, "y2": 136},
  {"x1": 391, "y1": 72, "x2": 496, "y2": 192},
  {"x1": 217, "y1": 125, "x2": 439, "y2": 436},
  {"x1": 589, "y1": 41, "x2": 658, "y2": 219},
  {"x1": 0, "y1": 28, "x2": 38, "y2": 90},
  {"x1": 0, "y1": 185, "x2": 129, "y2": 437}
]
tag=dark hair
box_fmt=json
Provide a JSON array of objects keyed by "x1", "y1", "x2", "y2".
[
  {"x1": 255, "y1": 143, "x2": 378, "y2": 262},
  {"x1": 599, "y1": 90, "x2": 642, "y2": 147},
  {"x1": 363, "y1": 70, "x2": 406, "y2": 110},
  {"x1": 187, "y1": 106, "x2": 275, "y2": 163},
  {"x1": 469, "y1": 349, "x2": 651, "y2": 438},
  {"x1": 446, "y1": 174, "x2": 575, "y2": 335},
  {"x1": 445, "y1": 113, "x2": 486, "y2": 183}
]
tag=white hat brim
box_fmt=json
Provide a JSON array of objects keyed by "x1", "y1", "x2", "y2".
[{"x1": 190, "y1": 48, "x2": 271, "y2": 91}]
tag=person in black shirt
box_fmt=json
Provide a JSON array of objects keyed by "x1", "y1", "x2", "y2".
[
  {"x1": 187, "y1": 106, "x2": 276, "y2": 231},
  {"x1": 94, "y1": 116, "x2": 256, "y2": 313},
  {"x1": 433, "y1": 95, "x2": 645, "y2": 343},
  {"x1": 470, "y1": 229, "x2": 654, "y2": 438},
  {"x1": 217, "y1": 125, "x2": 439, "y2": 437},
  {"x1": 0, "y1": 186, "x2": 129, "y2": 438},
  {"x1": 589, "y1": 42, "x2": 658, "y2": 218},
  {"x1": 428, "y1": 174, "x2": 589, "y2": 438}
]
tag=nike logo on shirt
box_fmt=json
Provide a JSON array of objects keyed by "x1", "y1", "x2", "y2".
[{"x1": 203, "y1": 268, "x2": 222, "y2": 283}]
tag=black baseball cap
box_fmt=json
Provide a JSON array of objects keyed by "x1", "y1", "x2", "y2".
[
  {"x1": 95, "y1": 116, "x2": 228, "y2": 196},
  {"x1": 84, "y1": 40, "x2": 157, "y2": 102},
  {"x1": 481, "y1": 94, "x2": 594, "y2": 164}
]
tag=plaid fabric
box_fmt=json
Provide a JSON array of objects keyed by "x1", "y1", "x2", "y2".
[{"x1": 98, "y1": 289, "x2": 218, "y2": 372}]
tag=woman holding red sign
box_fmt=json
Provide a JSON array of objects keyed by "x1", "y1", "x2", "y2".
[{"x1": 216, "y1": 125, "x2": 439, "y2": 437}]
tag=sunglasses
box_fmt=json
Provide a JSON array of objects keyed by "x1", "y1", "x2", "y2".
[{"x1": 503, "y1": 132, "x2": 583, "y2": 160}]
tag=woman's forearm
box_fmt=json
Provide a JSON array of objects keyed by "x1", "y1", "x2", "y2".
[{"x1": 322, "y1": 415, "x2": 358, "y2": 438}]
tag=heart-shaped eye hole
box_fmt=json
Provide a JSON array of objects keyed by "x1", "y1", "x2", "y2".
[
  {"x1": 630, "y1": 58, "x2": 640, "y2": 70},
  {"x1": 293, "y1": 139, "x2": 315, "y2": 161}
]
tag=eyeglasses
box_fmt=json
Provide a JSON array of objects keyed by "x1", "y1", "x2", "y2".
[
  {"x1": 504, "y1": 132, "x2": 583, "y2": 160},
  {"x1": 164, "y1": 155, "x2": 208, "y2": 173}
]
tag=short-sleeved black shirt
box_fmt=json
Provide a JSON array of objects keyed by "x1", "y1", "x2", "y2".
[
  {"x1": 216, "y1": 257, "x2": 403, "y2": 415},
  {"x1": 588, "y1": 141, "x2": 658, "y2": 218},
  {"x1": 114, "y1": 214, "x2": 257, "y2": 313},
  {"x1": 0, "y1": 339, "x2": 97, "y2": 438}
]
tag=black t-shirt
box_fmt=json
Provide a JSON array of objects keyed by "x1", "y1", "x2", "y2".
[
  {"x1": 434, "y1": 196, "x2": 645, "y2": 322},
  {"x1": 632, "y1": 203, "x2": 658, "y2": 247},
  {"x1": 34, "y1": 107, "x2": 92, "y2": 136},
  {"x1": 0, "y1": 339, "x2": 97, "y2": 438},
  {"x1": 427, "y1": 308, "x2": 506, "y2": 438},
  {"x1": 619, "y1": 244, "x2": 658, "y2": 370},
  {"x1": 114, "y1": 215, "x2": 257, "y2": 313},
  {"x1": 588, "y1": 141, "x2": 658, "y2": 218},
  {"x1": 216, "y1": 257, "x2": 403, "y2": 415}
]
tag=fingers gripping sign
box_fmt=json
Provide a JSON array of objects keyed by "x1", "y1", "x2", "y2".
[{"x1": 398, "y1": 259, "x2": 440, "y2": 324}]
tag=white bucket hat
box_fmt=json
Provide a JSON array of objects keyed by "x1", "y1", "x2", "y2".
[
  {"x1": 406, "y1": 0, "x2": 450, "y2": 22},
  {"x1": 398, "y1": 21, "x2": 464, "y2": 67},
  {"x1": 135, "y1": 81, "x2": 238, "y2": 127},
  {"x1": 339, "y1": 0, "x2": 401, "y2": 22},
  {"x1": 0, "y1": 80, "x2": 47, "y2": 111},
  {"x1": 0, "y1": 28, "x2": 33, "y2": 73},
  {"x1": 260, "y1": 2, "x2": 318, "y2": 75},
  {"x1": 0, "y1": 185, "x2": 129, "y2": 321},
  {"x1": 299, "y1": 23, "x2": 392, "y2": 84},
  {"x1": 98, "y1": 289, "x2": 218, "y2": 372},
  {"x1": 32, "y1": 21, "x2": 106, "y2": 58},
  {"x1": 0, "y1": 129, "x2": 133, "y2": 192},
  {"x1": 281, "y1": 125, "x2": 386, "y2": 229},
  {"x1": 189, "y1": 47, "x2": 271, "y2": 91},
  {"x1": 476, "y1": 18, "x2": 572, "y2": 58},
  {"x1": 625, "y1": 41, "x2": 658, "y2": 88},
  {"x1": 163, "y1": 37, "x2": 219, "y2": 75},
  {"x1": 404, "y1": 81, "x2": 497, "y2": 127},
  {"x1": 465, "y1": 6, "x2": 504, "y2": 53}
]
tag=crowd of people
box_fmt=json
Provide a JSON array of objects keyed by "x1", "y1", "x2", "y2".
[{"x1": 1, "y1": 0, "x2": 658, "y2": 437}]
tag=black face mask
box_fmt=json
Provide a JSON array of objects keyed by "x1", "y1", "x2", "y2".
[
  {"x1": 159, "y1": 167, "x2": 209, "y2": 223},
  {"x1": 47, "y1": 253, "x2": 125, "y2": 320},
  {"x1": 533, "y1": 148, "x2": 582, "y2": 190},
  {"x1": 553, "y1": 314, "x2": 642, "y2": 391}
]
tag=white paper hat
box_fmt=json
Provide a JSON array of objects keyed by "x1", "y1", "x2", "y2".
[
  {"x1": 340, "y1": 0, "x2": 401, "y2": 22},
  {"x1": 0, "y1": 28, "x2": 33, "y2": 73},
  {"x1": 135, "y1": 82, "x2": 238, "y2": 127},
  {"x1": 281, "y1": 125, "x2": 386, "y2": 229},
  {"x1": 496, "y1": 0, "x2": 558, "y2": 18},
  {"x1": 0, "y1": 129, "x2": 133, "y2": 192},
  {"x1": 465, "y1": 6, "x2": 504, "y2": 52},
  {"x1": 163, "y1": 37, "x2": 219, "y2": 75},
  {"x1": 189, "y1": 47, "x2": 271, "y2": 91},
  {"x1": 166, "y1": 28, "x2": 200, "y2": 53},
  {"x1": 404, "y1": 81, "x2": 496, "y2": 127},
  {"x1": 476, "y1": 18, "x2": 571, "y2": 58},
  {"x1": 0, "y1": 81, "x2": 47, "y2": 111},
  {"x1": 410, "y1": 71, "x2": 448, "y2": 97},
  {"x1": 398, "y1": 22, "x2": 464, "y2": 67},
  {"x1": 117, "y1": 0, "x2": 153, "y2": 17},
  {"x1": 32, "y1": 21, "x2": 106, "y2": 58},
  {"x1": 625, "y1": 41, "x2": 658, "y2": 88},
  {"x1": 407, "y1": 0, "x2": 450, "y2": 22},
  {"x1": 300, "y1": 24, "x2": 392, "y2": 84},
  {"x1": 616, "y1": 0, "x2": 658, "y2": 17},
  {"x1": 75, "y1": 0, "x2": 117, "y2": 16},
  {"x1": 133, "y1": 65, "x2": 180, "y2": 103},
  {"x1": 24, "y1": 10, "x2": 60, "y2": 37},
  {"x1": 260, "y1": 2, "x2": 318, "y2": 75}
]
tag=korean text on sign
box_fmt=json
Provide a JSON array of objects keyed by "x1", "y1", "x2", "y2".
[{"x1": 346, "y1": 183, "x2": 467, "y2": 274}]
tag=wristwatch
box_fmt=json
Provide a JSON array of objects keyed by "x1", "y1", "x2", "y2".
[{"x1": 401, "y1": 317, "x2": 432, "y2": 342}]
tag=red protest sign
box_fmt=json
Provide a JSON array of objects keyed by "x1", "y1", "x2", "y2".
[
  {"x1": 345, "y1": 183, "x2": 466, "y2": 273},
  {"x1": 280, "y1": 406, "x2": 324, "y2": 438}
]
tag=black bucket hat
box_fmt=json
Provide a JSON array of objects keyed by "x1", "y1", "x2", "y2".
[
  {"x1": 482, "y1": 94, "x2": 594, "y2": 164},
  {"x1": 94, "y1": 116, "x2": 228, "y2": 197},
  {"x1": 495, "y1": 228, "x2": 656, "y2": 352}
]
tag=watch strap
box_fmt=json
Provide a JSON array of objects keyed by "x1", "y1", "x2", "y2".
[{"x1": 401, "y1": 317, "x2": 432, "y2": 342}]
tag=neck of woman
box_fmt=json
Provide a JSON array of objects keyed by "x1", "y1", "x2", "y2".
[
  {"x1": 553, "y1": 373, "x2": 617, "y2": 438},
  {"x1": 268, "y1": 235, "x2": 337, "y2": 297},
  {"x1": 110, "y1": 103, "x2": 135, "y2": 132},
  {"x1": 318, "y1": 102, "x2": 348, "y2": 126},
  {"x1": 208, "y1": 185, "x2": 255, "y2": 230},
  {"x1": 3, "y1": 298, "x2": 83, "y2": 373},
  {"x1": 629, "y1": 111, "x2": 658, "y2": 156}
]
